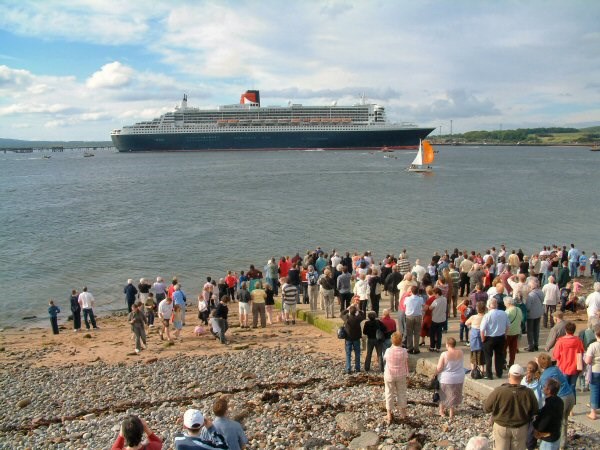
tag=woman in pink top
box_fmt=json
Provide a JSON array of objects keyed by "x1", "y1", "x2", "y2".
[{"x1": 383, "y1": 331, "x2": 409, "y2": 424}]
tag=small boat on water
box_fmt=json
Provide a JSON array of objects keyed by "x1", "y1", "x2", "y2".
[
  {"x1": 83, "y1": 152, "x2": 95, "y2": 157},
  {"x1": 590, "y1": 144, "x2": 600, "y2": 152},
  {"x1": 42, "y1": 155, "x2": 51, "y2": 159},
  {"x1": 406, "y1": 139, "x2": 435, "y2": 173}
]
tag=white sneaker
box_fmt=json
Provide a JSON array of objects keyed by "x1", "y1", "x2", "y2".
[{"x1": 135, "y1": 349, "x2": 140, "y2": 354}]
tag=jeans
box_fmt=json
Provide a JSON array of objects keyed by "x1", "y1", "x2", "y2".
[
  {"x1": 504, "y1": 334, "x2": 519, "y2": 366},
  {"x1": 569, "y1": 261, "x2": 578, "y2": 278},
  {"x1": 364, "y1": 338, "x2": 384, "y2": 372},
  {"x1": 459, "y1": 322, "x2": 469, "y2": 341},
  {"x1": 82, "y1": 308, "x2": 97, "y2": 329},
  {"x1": 50, "y1": 317, "x2": 59, "y2": 334},
  {"x1": 345, "y1": 339, "x2": 361, "y2": 372},
  {"x1": 71, "y1": 307, "x2": 81, "y2": 330},
  {"x1": 539, "y1": 439, "x2": 560, "y2": 450},
  {"x1": 430, "y1": 321, "x2": 444, "y2": 350},
  {"x1": 590, "y1": 372, "x2": 600, "y2": 409},
  {"x1": 146, "y1": 310, "x2": 155, "y2": 326},
  {"x1": 526, "y1": 317, "x2": 540, "y2": 350},
  {"x1": 566, "y1": 373, "x2": 579, "y2": 402}
]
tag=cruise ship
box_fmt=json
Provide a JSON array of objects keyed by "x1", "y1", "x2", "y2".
[{"x1": 111, "y1": 90, "x2": 434, "y2": 152}]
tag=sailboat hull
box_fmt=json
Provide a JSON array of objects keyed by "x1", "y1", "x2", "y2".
[{"x1": 406, "y1": 166, "x2": 433, "y2": 173}]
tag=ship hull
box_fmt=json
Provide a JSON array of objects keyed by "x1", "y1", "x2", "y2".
[{"x1": 111, "y1": 128, "x2": 435, "y2": 152}]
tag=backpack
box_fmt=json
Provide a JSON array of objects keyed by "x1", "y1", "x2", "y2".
[
  {"x1": 465, "y1": 305, "x2": 476, "y2": 319},
  {"x1": 337, "y1": 326, "x2": 348, "y2": 340}
]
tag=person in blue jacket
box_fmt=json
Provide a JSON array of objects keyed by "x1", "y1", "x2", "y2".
[{"x1": 48, "y1": 300, "x2": 60, "y2": 335}]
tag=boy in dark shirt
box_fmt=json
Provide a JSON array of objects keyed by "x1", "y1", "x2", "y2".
[{"x1": 533, "y1": 378, "x2": 564, "y2": 449}]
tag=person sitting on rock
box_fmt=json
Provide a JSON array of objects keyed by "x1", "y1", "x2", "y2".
[
  {"x1": 174, "y1": 409, "x2": 228, "y2": 450},
  {"x1": 110, "y1": 415, "x2": 162, "y2": 450}
]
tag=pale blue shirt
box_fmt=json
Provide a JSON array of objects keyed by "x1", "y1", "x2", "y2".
[
  {"x1": 213, "y1": 417, "x2": 248, "y2": 450},
  {"x1": 404, "y1": 294, "x2": 425, "y2": 317},
  {"x1": 480, "y1": 309, "x2": 509, "y2": 337}
]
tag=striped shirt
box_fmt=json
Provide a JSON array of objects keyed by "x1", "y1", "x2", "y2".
[
  {"x1": 383, "y1": 346, "x2": 409, "y2": 380},
  {"x1": 281, "y1": 283, "x2": 298, "y2": 305}
]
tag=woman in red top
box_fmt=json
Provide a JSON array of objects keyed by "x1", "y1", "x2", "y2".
[
  {"x1": 419, "y1": 286, "x2": 435, "y2": 347},
  {"x1": 111, "y1": 415, "x2": 162, "y2": 450},
  {"x1": 554, "y1": 321, "x2": 585, "y2": 403}
]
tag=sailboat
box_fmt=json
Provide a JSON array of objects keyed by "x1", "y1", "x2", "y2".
[{"x1": 406, "y1": 139, "x2": 435, "y2": 172}]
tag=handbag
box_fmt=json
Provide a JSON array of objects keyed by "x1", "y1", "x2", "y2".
[
  {"x1": 428, "y1": 375, "x2": 440, "y2": 390},
  {"x1": 337, "y1": 326, "x2": 348, "y2": 340},
  {"x1": 471, "y1": 366, "x2": 483, "y2": 379},
  {"x1": 432, "y1": 391, "x2": 440, "y2": 403}
]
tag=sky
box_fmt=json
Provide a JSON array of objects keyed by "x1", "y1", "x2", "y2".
[{"x1": 0, "y1": 0, "x2": 599, "y2": 141}]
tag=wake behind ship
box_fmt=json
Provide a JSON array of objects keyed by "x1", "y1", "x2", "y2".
[{"x1": 110, "y1": 90, "x2": 434, "y2": 152}]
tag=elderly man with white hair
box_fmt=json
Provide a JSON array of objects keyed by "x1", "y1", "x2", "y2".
[
  {"x1": 586, "y1": 282, "x2": 600, "y2": 319},
  {"x1": 542, "y1": 275, "x2": 560, "y2": 328},
  {"x1": 411, "y1": 259, "x2": 426, "y2": 283},
  {"x1": 480, "y1": 297, "x2": 509, "y2": 380},
  {"x1": 525, "y1": 278, "x2": 544, "y2": 351}
]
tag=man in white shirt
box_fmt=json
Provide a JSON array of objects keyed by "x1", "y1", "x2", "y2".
[
  {"x1": 586, "y1": 282, "x2": 600, "y2": 320},
  {"x1": 330, "y1": 252, "x2": 341, "y2": 270},
  {"x1": 158, "y1": 296, "x2": 174, "y2": 341},
  {"x1": 542, "y1": 276, "x2": 559, "y2": 328},
  {"x1": 411, "y1": 260, "x2": 426, "y2": 283},
  {"x1": 353, "y1": 273, "x2": 370, "y2": 314},
  {"x1": 78, "y1": 286, "x2": 98, "y2": 329},
  {"x1": 404, "y1": 286, "x2": 425, "y2": 354}
]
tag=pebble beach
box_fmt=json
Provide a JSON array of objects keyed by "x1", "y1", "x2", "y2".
[{"x1": 1, "y1": 300, "x2": 600, "y2": 450}]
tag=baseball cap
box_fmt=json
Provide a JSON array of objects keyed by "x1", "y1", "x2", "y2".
[
  {"x1": 183, "y1": 409, "x2": 204, "y2": 429},
  {"x1": 508, "y1": 364, "x2": 525, "y2": 377}
]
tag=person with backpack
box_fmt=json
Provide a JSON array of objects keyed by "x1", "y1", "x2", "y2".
[{"x1": 306, "y1": 265, "x2": 319, "y2": 312}]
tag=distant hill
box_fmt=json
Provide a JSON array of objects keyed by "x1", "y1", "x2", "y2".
[
  {"x1": 434, "y1": 126, "x2": 600, "y2": 145},
  {"x1": 0, "y1": 138, "x2": 112, "y2": 149}
]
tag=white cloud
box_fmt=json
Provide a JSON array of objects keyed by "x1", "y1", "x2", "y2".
[
  {"x1": 0, "y1": 0, "x2": 160, "y2": 45},
  {"x1": 0, "y1": 65, "x2": 34, "y2": 89},
  {"x1": 0, "y1": 102, "x2": 73, "y2": 116},
  {"x1": 86, "y1": 62, "x2": 134, "y2": 89}
]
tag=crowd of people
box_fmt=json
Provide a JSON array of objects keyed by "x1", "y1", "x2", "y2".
[{"x1": 45, "y1": 243, "x2": 600, "y2": 449}]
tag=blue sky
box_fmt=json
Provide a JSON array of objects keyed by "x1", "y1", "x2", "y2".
[{"x1": 0, "y1": 0, "x2": 599, "y2": 140}]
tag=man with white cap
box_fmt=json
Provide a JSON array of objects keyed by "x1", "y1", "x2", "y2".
[
  {"x1": 174, "y1": 408, "x2": 227, "y2": 450},
  {"x1": 483, "y1": 364, "x2": 539, "y2": 450}
]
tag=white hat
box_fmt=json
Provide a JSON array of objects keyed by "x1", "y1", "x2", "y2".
[
  {"x1": 183, "y1": 409, "x2": 204, "y2": 429},
  {"x1": 509, "y1": 364, "x2": 525, "y2": 377}
]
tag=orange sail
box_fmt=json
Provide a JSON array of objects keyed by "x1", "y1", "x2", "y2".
[{"x1": 422, "y1": 140, "x2": 435, "y2": 164}]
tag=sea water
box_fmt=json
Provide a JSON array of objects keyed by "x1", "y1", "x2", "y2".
[{"x1": 0, "y1": 146, "x2": 597, "y2": 326}]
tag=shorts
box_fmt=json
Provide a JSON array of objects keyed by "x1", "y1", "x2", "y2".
[
  {"x1": 162, "y1": 319, "x2": 170, "y2": 328},
  {"x1": 239, "y1": 302, "x2": 251, "y2": 314},
  {"x1": 283, "y1": 303, "x2": 297, "y2": 314}
]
